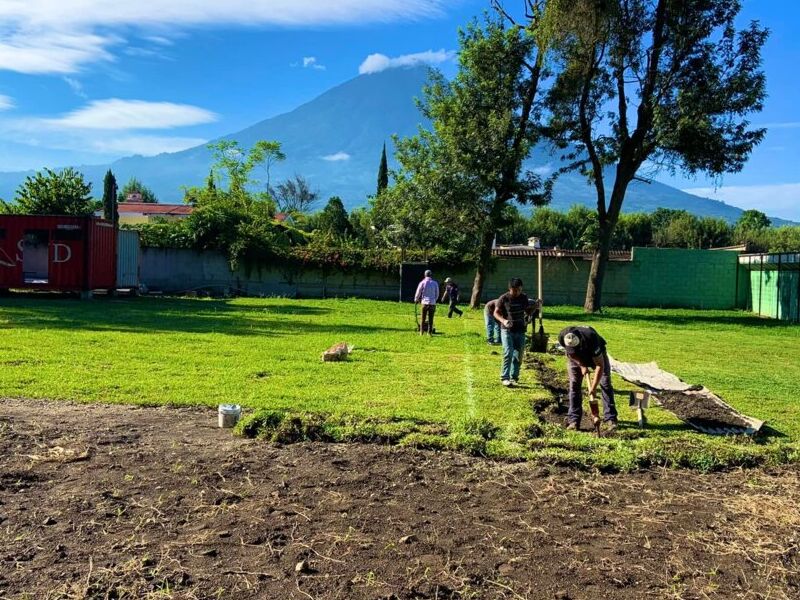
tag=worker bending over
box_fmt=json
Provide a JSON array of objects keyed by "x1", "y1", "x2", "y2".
[{"x1": 558, "y1": 326, "x2": 618, "y2": 433}]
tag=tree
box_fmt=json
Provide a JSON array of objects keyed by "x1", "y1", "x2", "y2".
[
  {"x1": 390, "y1": 12, "x2": 557, "y2": 307},
  {"x1": 733, "y1": 209, "x2": 772, "y2": 248},
  {"x1": 377, "y1": 143, "x2": 389, "y2": 196},
  {"x1": 529, "y1": 207, "x2": 570, "y2": 248},
  {"x1": 249, "y1": 140, "x2": 285, "y2": 191},
  {"x1": 102, "y1": 169, "x2": 118, "y2": 226},
  {"x1": 612, "y1": 212, "x2": 653, "y2": 249},
  {"x1": 317, "y1": 197, "x2": 353, "y2": 239},
  {"x1": 206, "y1": 169, "x2": 216, "y2": 192},
  {"x1": 14, "y1": 168, "x2": 96, "y2": 216},
  {"x1": 544, "y1": 0, "x2": 768, "y2": 311},
  {"x1": 736, "y1": 209, "x2": 771, "y2": 232},
  {"x1": 270, "y1": 175, "x2": 318, "y2": 215},
  {"x1": 207, "y1": 140, "x2": 284, "y2": 198},
  {"x1": 118, "y1": 177, "x2": 158, "y2": 203}
]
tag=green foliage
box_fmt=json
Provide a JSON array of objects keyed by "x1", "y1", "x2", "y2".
[
  {"x1": 207, "y1": 139, "x2": 285, "y2": 195},
  {"x1": 386, "y1": 15, "x2": 551, "y2": 304},
  {"x1": 118, "y1": 176, "x2": 158, "y2": 203},
  {"x1": 376, "y1": 142, "x2": 389, "y2": 196},
  {"x1": 13, "y1": 167, "x2": 96, "y2": 216},
  {"x1": 542, "y1": 0, "x2": 768, "y2": 310},
  {"x1": 316, "y1": 197, "x2": 354, "y2": 240},
  {"x1": 734, "y1": 209, "x2": 772, "y2": 247},
  {"x1": 102, "y1": 169, "x2": 118, "y2": 224}
]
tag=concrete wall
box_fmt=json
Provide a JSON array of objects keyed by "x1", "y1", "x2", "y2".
[
  {"x1": 140, "y1": 246, "x2": 745, "y2": 309},
  {"x1": 140, "y1": 248, "x2": 400, "y2": 299},
  {"x1": 627, "y1": 247, "x2": 740, "y2": 310}
]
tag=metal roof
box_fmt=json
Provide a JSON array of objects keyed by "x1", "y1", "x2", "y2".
[
  {"x1": 117, "y1": 202, "x2": 194, "y2": 215},
  {"x1": 492, "y1": 246, "x2": 632, "y2": 261}
]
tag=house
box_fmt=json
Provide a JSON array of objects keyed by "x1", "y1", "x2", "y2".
[{"x1": 99, "y1": 202, "x2": 195, "y2": 225}]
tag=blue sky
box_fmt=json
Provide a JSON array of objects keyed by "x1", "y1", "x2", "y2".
[{"x1": 0, "y1": 0, "x2": 798, "y2": 220}]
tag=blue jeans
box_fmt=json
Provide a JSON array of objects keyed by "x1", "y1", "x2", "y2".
[
  {"x1": 485, "y1": 311, "x2": 500, "y2": 343},
  {"x1": 567, "y1": 353, "x2": 618, "y2": 424},
  {"x1": 500, "y1": 330, "x2": 526, "y2": 381}
]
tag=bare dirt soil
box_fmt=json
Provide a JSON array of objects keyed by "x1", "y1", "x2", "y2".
[
  {"x1": 1, "y1": 399, "x2": 798, "y2": 600},
  {"x1": 655, "y1": 391, "x2": 752, "y2": 430}
]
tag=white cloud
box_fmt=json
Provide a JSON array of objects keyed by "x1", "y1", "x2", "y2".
[
  {"x1": 0, "y1": 1, "x2": 446, "y2": 74},
  {"x1": 302, "y1": 56, "x2": 326, "y2": 71},
  {"x1": 532, "y1": 164, "x2": 553, "y2": 177},
  {"x1": 63, "y1": 77, "x2": 88, "y2": 99},
  {"x1": 42, "y1": 99, "x2": 218, "y2": 130},
  {"x1": 683, "y1": 184, "x2": 800, "y2": 222},
  {"x1": 0, "y1": 95, "x2": 14, "y2": 111},
  {"x1": 0, "y1": 30, "x2": 115, "y2": 74},
  {"x1": 358, "y1": 48, "x2": 455, "y2": 74},
  {"x1": 759, "y1": 122, "x2": 800, "y2": 130},
  {"x1": 322, "y1": 152, "x2": 351, "y2": 162}
]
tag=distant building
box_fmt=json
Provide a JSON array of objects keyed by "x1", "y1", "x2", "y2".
[
  {"x1": 125, "y1": 191, "x2": 144, "y2": 203},
  {"x1": 97, "y1": 202, "x2": 194, "y2": 225}
]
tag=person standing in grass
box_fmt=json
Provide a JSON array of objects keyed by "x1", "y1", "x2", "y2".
[
  {"x1": 441, "y1": 277, "x2": 464, "y2": 318},
  {"x1": 493, "y1": 278, "x2": 534, "y2": 387},
  {"x1": 484, "y1": 298, "x2": 501, "y2": 345},
  {"x1": 414, "y1": 270, "x2": 439, "y2": 336},
  {"x1": 558, "y1": 326, "x2": 618, "y2": 433}
]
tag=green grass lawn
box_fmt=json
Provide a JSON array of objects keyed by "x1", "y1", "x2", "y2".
[{"x1": 1, "y1": 295, "x2": 798, "y2": 470}]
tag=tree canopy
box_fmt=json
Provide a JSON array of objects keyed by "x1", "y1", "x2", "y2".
[
  {"x1": 539, "y1": 0, "x2": 768, "y2": 311},
  {"x1": 118, "y1": 176, "x2": 158, "y2": 203},
  {"x1": 12, "y1": 168, "x2": 96, "y2": 216}
]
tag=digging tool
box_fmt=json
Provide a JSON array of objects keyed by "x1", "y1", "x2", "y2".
[
  {"x1": 529, "y1": 252, "x2": 548, "y2": 353},
  {"x1": 585, "y1": 373, "x2": 601, "y2": 436}
]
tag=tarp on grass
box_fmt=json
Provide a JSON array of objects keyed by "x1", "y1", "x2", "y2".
[{"x1": 609, "y1": 357, "x2": 765, "y2": 436}]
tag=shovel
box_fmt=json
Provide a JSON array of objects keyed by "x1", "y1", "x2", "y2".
[{"x1": 530, "y1": 315, "x2": 548, "y2": 352}]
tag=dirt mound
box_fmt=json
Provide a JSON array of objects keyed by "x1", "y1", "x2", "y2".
[
  {"x1": 655, "y1": 390, "x2": 753, "y2": 430},
  {"x1": 1, "y1": 399, "x2": 798, "y2": 599}
]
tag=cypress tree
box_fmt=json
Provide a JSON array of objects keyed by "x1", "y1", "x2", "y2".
[
  {"x1": 206, "y1": 169, "x2": 216, "y2": 191},
  {"x1": 102, "y1": 169, "x2": 118, "y2": 226},
  {"x1": 376, "y1": 142, "x2": 389, "y2": 196}
]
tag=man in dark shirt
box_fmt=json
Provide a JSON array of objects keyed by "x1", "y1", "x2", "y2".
[
  {"x1": 441, "y1": 277, "x2": 464, "y2": 318},
  {"x1": 493, "y1": 278, "x2": 536, "y2": 387},
  {"x1": 558, "y1": 325, "x2": 618, "y2": 432}
]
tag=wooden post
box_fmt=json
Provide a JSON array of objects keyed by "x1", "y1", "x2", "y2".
[{"x1": 537, "y1": 251, "x2": 543, "y2": 305}]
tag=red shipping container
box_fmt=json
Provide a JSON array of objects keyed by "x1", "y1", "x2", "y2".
[{"x1": 0, "y1": 215, "x2": 116, "y2": 293}]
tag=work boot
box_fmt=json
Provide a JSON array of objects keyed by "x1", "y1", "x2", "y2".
[
  {"x1": 605, "y1": 420, "x2": 618, "y2": 434},
  {"x1": 565, "y1": 421, "x2": 578, "y2": 431}
]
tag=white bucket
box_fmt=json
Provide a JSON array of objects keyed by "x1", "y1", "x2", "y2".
[{"x1": 218, "y1": 404, "x2": 242, "y2": 428}]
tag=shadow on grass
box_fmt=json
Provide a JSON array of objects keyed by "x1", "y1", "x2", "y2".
[
  {"x1": 0, "y1": 295, "x2": 401, "y2": 337},
  {"x1": 548, "y1": 306, "x2": 797, "y2": 329}
]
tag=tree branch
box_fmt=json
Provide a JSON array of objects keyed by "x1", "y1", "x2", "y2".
[{"x1": 579, "y1": 43, "x2": 607, "y2": 219}]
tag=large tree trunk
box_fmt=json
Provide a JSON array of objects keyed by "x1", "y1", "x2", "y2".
[
  {"x1": 584, "y1": 220, "x2": 613, "y2": 312},
  {"x1": 470, "y1": 224, "x2": 496, "y2": 308},
  {"x1": 584, "y1": 172, "x2": 634, "y2": 312}
]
